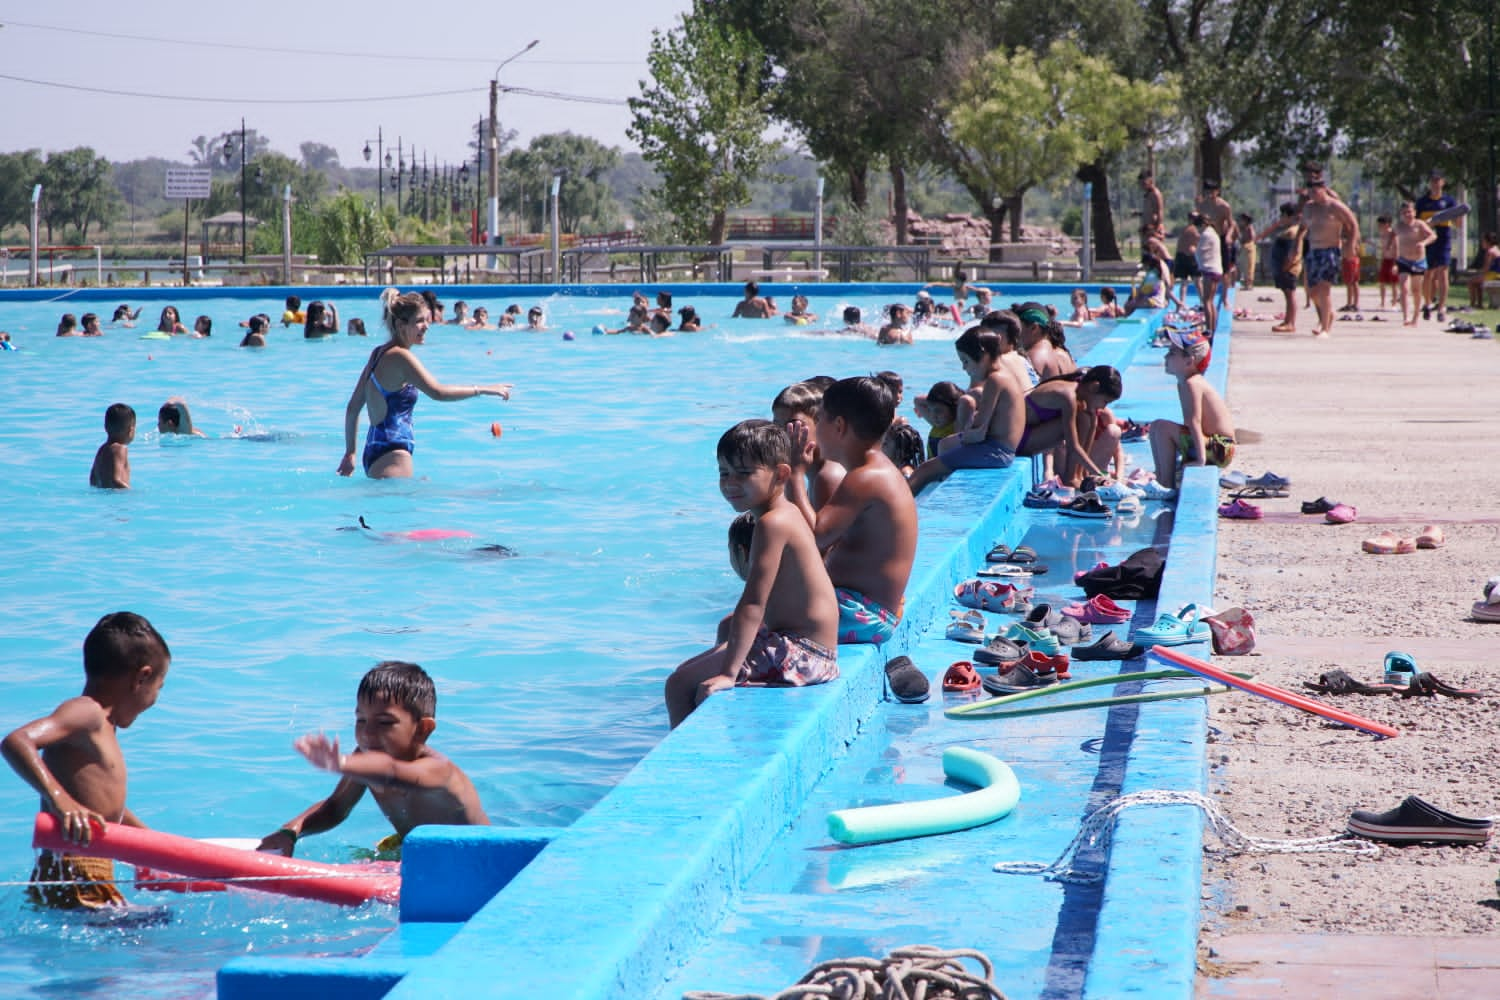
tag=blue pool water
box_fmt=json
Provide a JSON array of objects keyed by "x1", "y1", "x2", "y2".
[{"x1": 0, "y1": 284, "x2": 1109, "y2": 997}]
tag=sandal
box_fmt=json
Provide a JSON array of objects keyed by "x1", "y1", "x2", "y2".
[
  {"x1": 1058, "y1": 492, "x2": 1111, "y2": 519},
  {"x1": 954, "y1": 578, "x2": 1020, "y2": 612},
  {"x1": 946, "y1": 610, "x2": 987, "y2": 643},
  {"x1": 1324, "y1": 503, "x2": 1358, "y2": 524},
  {"x1": 1133, "y1": 603, "x2": 1210, "y2": 647},
  {"x1": 1009, "y1": 545, "x2": 1038, "y2": 565},
  {"x1": 1401, "y1": 672, "x2": 1483, "y2": 699},
  {"x1": 1415, "y1": 525, "x2": 1445, "y2": 549},
  {"x1": 1232, "y1": 485, "x2": 1289, "y2": 500},
  {"x1": 1362, "y1": 531, "x2": 1408, "y2": 554},
  {"x1": 984, "y1": 543, "x2": 1012, "y2": 563},
  {"x1": 1300, "y1": 496, "x2": 1338, "y2": 515},
  {"x1": 1301, "y1": 668, "x2": 1401, "y2": 695},
  {"x1": 1218, "y1": 498, "x2": 1263, "y2": 520},
  {"x1": 942, "y1": 660, "x2": 981, "y2": 693}
]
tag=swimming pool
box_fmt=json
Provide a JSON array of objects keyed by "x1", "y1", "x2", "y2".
[{"x1": 0, "y1": 284, "x2": 1112, "y2": 996}]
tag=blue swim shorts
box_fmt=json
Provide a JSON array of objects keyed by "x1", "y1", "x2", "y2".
[
  {"x1": 835, "y1": 587, "x2": 900, "y2": 645},
  {"x1": 939, "y1": 439, "x2": 1017, "y2": 471},
  {"x1": 1305, "y1": 247, "x2": 1341, "y2": 287}
]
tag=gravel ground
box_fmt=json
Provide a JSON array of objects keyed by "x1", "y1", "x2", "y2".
[{"x1": 1199, "y1": 304, "x2": 1500, "y2": 938}]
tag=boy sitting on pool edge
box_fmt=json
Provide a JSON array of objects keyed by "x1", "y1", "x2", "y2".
[
  {"x1": 665, "y1": 420, "x2": 840, "y2": 728},
  {"x1": 258, "y1": 661, "x2": 489, "y2": 857},
  {"x1": 1148, "y1": 329, "x2": 1236, "y2": 489},
  {"x1": 786, "y1": 376, "x2": 919, "y2": 645}
]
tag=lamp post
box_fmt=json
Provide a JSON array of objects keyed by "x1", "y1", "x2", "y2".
[
  {"x1": 221, "y1": 117, "x2": 250, "y2": 263},
  {"x1": 363, "y1": 128, "x2": 384, "y2": 215},
  {"x1": 391, "y1": 139, "x2": 404, "y2": 216},
  {"x1": 489, "y1": 39, "x2": 539, "y2": 252}
]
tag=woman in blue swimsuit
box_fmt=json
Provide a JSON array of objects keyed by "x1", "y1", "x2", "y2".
[{"x1": 339, "y1": 288, "x2": 513, "y2": 479}]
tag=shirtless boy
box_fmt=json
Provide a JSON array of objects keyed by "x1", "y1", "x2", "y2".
[
  {"x1": 1139, "y1": 172, "x2": 1165, "y2": 237},
  {"x1": 258, "y1": 661, "x2": 489, "y2": 855},
  {"x1": 1300, "y1": 180, "x2": 1360, "y2": 336},
  {"x1": 1148, "y1": 330, "x2": 1236, "y2": 489},
  {"x1": 773, "y1": 381, "x2": 845, "y2": 510},
  {"x1": 3, "y1": 612, "x2": 171, "y2": 908},
  {"x1": 731, "y1": 281, "x2": 776, "y2": 319},
  {"x1": 1196, "y1": 180, "x2": 1236, "y2": 308},
  {"x1": 787, "y1": 377, "x2": 919, "y2": 646},
  {"x1": 1392, "y1": 202, "x2": 1437, "y2": 326},
  {"x1": 664, "y1": 421, "x2": 838, "y2": 727},
  {"x1": 90, "y1": 403, "x2": 134, "y2": 489}
]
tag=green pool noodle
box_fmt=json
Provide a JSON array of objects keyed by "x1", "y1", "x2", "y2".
[{"x1": 826, "y1": 746, "x2": 1020, "y2": 846}]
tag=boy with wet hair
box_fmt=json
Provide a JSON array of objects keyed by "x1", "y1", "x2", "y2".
[
  {"x1": 90, "y1": 403, "x2": 135, "y2": 489},
  {"x1": 258, "y1": 661, "x2": 489, "y2": 856},
  {"x1": 3, "y1": 612, "x2": 171, "y2": 909},
  {"x1": 665, "y1": 421, "x2": 839, "y2": 727},
  {"x1": 786, "y1": 377, "x2": 918, "y2": 645},
  {"x1": 773, "y1": 381, "x2": 844, "y2": 510},
  {"x1": 1149, "y1": 330, "x2": 1236, "y2": 489}
]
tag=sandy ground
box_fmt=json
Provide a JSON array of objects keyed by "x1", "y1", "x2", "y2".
[{"x1": 1199, "y1": 300, "x2": 1500, "y2": 940}]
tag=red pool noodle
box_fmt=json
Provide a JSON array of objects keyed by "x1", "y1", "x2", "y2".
[
  {"x1": 32, "y1": 813, "x2": 400, "y2": 907},
  {"x1": 1148, "y1": 647, "x2": 1400, "y2": 739}
]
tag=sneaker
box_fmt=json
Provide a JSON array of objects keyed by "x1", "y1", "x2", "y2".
[
  {"x1": 1438, "y1": 308, "x2": 1448, "y2": 323},
  {"x1": 1347, "y1": 795, "x2": 1492, "y2": 844},
  {"x1": 884, "y1": 655, "x2": 930, "y2": 703},
  {"x1": 1422, "y1": 304, "x2": 1432, "y2": 321},
  {"x1": 1072, "y1": 630, "x2": 1145, "y2": 660}
]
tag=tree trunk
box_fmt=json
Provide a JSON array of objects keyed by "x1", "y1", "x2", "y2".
[
  {"x1": 891, "y1": 161, "x2": 908, "y2": 245},
  {"x1": 708, "y1": 207, "x2": 727, "y2": 245},
  {"x1": 1005, "y1": 194, "x2": 1025, "y2": 244},
  {"x1": 1198, "y1": 128, "x2": 1226, "y2": 187},
  {"x1": 984, "y1": 203, "x2": 1007, "y2": 262},
  {"x1": 1076, "y1": 160, "x2": 1120, "y2": 262},
  {"x1": 845, "y1": 164, "x2": 868, "y2": 211}
]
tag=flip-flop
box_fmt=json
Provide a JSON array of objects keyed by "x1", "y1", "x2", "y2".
[
  {"x1": 984, "y1": 543, "x2": 1012, "y2": 563},
  {"x1": 1401, "y1": 672, "x2": 1483, "y2": 699},
  {"x1": 942, "y1": 660, "x2": 981, "y2": 693},
  {"x1": 1301, "y1": 668, "x2": 1403, "y2": 695},
  {"x1": 977, "y1": 562, "x2": 1050, "y2": 578},
  {"x1": 1232, "y1": 485, "x2": 1289, "y2": 499},
  {"x1": 1362, "y1": 531, "x2": 1404, "y2": 554},
  {"x1": 1058, "y1": 492, "x2": 1111, "y2": 519},
  {"x1": 1415, "y1": 525, "x2": 1445, "y2": 549},
  {"x1": 1009, "y1": 545, "x2": 1038, "y2": 565}
]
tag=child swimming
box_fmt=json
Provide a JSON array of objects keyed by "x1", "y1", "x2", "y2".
[{"x1": 90, "y1": 403, "x2": 135, "y2": 489}]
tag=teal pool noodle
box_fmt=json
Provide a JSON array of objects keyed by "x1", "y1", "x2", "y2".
[{"x1": 826, "y1": 746, "x2": 1020, "y2": 845}]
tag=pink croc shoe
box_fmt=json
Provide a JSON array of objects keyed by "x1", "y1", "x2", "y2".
[
  {"x1": 1061, "y1": 594, "x2": 1132, "y2": 625},
  {"x1": 1324, "y1": 503, "x2": 1358, "y2": 524},
  {"x1": 1218, "y1": 498, "x2": 1263, "y2": 520}
]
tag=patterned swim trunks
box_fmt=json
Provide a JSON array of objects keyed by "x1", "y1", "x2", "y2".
[
  {"x1": 835, "y1": 587, "x2": 900, "y2": 645},
  {"x1": 739, "y1": 627, "x2": 839, "y2": 686},
  {"x1": 1305, "y1": 246, "x2": 1341, "y2": 287}
]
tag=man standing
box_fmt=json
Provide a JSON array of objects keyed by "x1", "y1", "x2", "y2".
[
  {"x1": 1415, "y1": 170, "x2": 1457, "y2": 323},
  {"x1": 1301, "y1": 179, "x2": 1361, "y2": 337},
  {"x1": 1139, "y1": 172, "x2": 1165, "y2": 238},
  {"x1": 1197, "y1": 179, "x2": 1236, "y2": 309}
]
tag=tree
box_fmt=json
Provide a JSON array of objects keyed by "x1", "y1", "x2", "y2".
[
  {"x1": 942, "y1": 41, "x2": 1174, "y2": 254},
  {"x1": 627, "y1": 0, "x2": 779, "y2": 244},
  {"x1": 315, "y1": 189, "x2": 391, "y2": 265},
  {"x1": 500, "y1": 133, "x2": 622, "y2": 233},
  {"x1": 38, "y1": 148, "x2": 120, "y2": 242},
  {"x1": 0, "y1": 150, "x2": 44, "y2": 237},
  {"x1": 300, "y1": 142, "x2": 341, "y2": 172}
]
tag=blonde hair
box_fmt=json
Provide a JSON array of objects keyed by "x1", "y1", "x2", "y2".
[{"x1": 380, "y1": 287, "x2": 427, "y2": 341}]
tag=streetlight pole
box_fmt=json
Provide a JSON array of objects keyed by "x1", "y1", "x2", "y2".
[
  {"x1": 489, "y1": 39, "x2": 539, "y2": 251},
  {"x1": 222, "y1": 117, "x2": 250, "y2": 263},
  {"x1": 363, "y1": 128, "x2": 384, "y2": 215}
]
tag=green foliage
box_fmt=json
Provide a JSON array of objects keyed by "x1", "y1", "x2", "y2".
[
  {"x1": 500, "y1": 132, "x2": 623, "y2": 233},
  {"x1": 944, "y1": 40, "x2": 1176, "y2": 240},
  {"x1": 1059, "y1": 206, "x2": 1083, "y2": 237},
  {"x1": 0, "y1": 150, "x2": 43, "y2": 236},
  {"x1": 38, "y1": 148, "x2": 120, "y2": 243},
  {"x1": 828, "y1": 201, "x2": 891, "y2": 246},
  {"x1": 627, "y1": 0, "x2": 779, "y2": 243},
  {"x1": 314, "y1": 190, "x2": 392, "y2": 265}
]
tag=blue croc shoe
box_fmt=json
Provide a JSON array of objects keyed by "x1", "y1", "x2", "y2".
[{"x1": 1133, "y1": 603, "x2": 1210, "y2": 647}]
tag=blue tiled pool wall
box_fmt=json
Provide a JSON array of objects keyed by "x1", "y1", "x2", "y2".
[{"x1": 217, "y1": 296, "x2": 1233, "y2": 999}]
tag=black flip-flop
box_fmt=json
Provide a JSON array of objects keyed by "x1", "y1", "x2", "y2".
[
  {"x1": 1233, "y1": 486, "x2": 1290, "y2": 500},
  {"x1": 1009, "y1": 545, "x2": 1038, "y2": 565},
  {"x1": 984, "y1": 543, "x2": 1012, "y2": 563},
  {"x1": 1302, "y1": 669, "x2": 1401, "y2": 695},
  {"x1": 1401, "y1": 672, "x2": 1483, "y2": 700}
]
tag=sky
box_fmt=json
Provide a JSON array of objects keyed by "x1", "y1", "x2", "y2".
[{"x1": 0, "y1": 0, "x2": 697, "y2": 167}]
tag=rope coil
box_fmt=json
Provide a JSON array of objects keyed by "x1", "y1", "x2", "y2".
[
  {"x1": 683, "y1": 944, "x2": 1007, "y2": 1000},
  {"x1": 993, "y1": 789, "x2": 1381, "y2": 885}
]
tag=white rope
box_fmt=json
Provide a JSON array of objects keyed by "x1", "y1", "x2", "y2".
[
  {"x1": 994, "y1": 789, "x2": 1381, "y2": 885},
  {"x1": 683, "y1": 944, "x2": 1007, "y2": 1000}
]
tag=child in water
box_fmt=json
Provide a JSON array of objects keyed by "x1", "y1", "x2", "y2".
[
  {"x1": 90, "y1": 403, "x2": 135, "y2": 489},
  {"x1": 3, "y1": 612, "x2": 171, "y2": 909},
  {"x1": 257, "y1": 661, "x2": 489, "y2": 857},
  {"x1": 664, "y1": 420, "x2": 839, "y2": 727}
]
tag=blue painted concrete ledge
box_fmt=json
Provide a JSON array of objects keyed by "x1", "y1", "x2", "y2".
[{"x1": 220, "y1": 305, "x2": 1230, "y2": 1000}]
